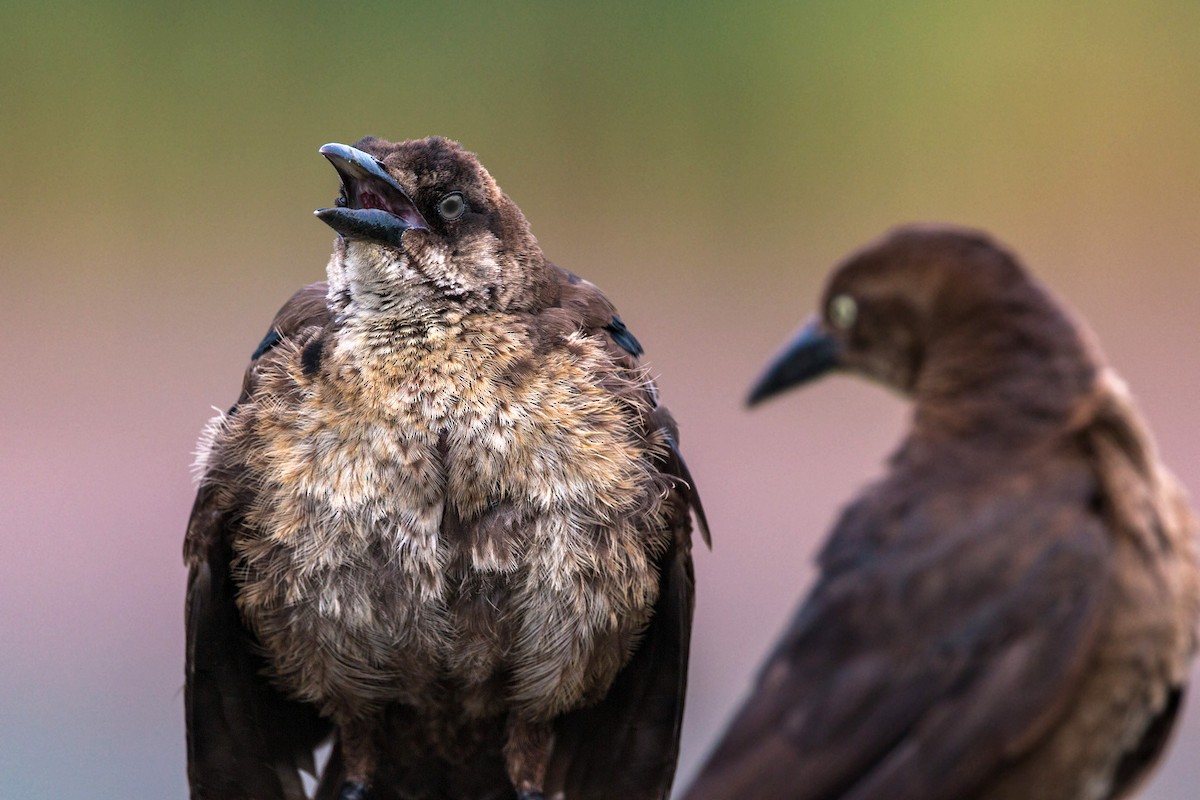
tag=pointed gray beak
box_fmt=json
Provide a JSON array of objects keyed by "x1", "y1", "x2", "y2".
[
  {"x1": 314, "y1": 143, "x2": 429, "y2": 247},
  {"x1": 747, "y1": 316, "x2": 842, "y2": 406}
]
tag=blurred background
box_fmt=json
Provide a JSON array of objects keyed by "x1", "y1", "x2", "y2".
[{"x1": 3, "y1": 1, "x2": 1199, "y2": 797}]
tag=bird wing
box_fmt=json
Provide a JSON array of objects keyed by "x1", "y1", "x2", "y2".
[
  {"x1": 684, "y1": 462, "x2": 1111, "y2": 800},
  {"x1": 542, "y1": 267, "x2": 706, "y2": 800},
  {"x1": 185, "y1": 283, "x2": 333, "y2": 800}
]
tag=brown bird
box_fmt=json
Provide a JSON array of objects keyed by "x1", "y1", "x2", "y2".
[
  {"x1": 683, "y1": 226, "x2": 1199, "y2": 800},
  {"x1": 184, "y1": 136, "x2": 707, "y2": 800}
]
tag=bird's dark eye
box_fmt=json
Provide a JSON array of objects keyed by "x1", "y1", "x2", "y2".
[{"x1": 438, "y1": 192, "x2": 467, "y2": 220}]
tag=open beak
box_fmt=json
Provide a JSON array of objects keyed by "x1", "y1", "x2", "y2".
[
  {"x1": 747, "y1": 316, "x2": 843, "y2": 406},
  {"x1": 314, "y1": 143, "x2": 429, "y2": 247}
]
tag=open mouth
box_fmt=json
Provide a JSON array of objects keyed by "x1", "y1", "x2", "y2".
[{"x1": 314, "y1": 143, "x2": 429, "y2": 245}]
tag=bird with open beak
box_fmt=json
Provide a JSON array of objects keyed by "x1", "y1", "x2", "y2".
[
  {"x1": 184, "y1": 136, "x2": 707, "y2": 800},
  {"x1": 684, "y1": 226, "x2": 1199, "y2": 800}
]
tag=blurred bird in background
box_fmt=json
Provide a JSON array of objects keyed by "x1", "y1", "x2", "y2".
[
  {"x1": 684, "y1": 226, "x2": 1200, "y2": 800},
  {"x1": 184, "y1": 136, "x2": 706, "y2": 800}
]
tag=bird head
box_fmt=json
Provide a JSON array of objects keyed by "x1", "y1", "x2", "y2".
[
  {"x1": 748, "y1": 225, "x2": 1096, "y2": 407},
  {"x1": 315, "y1": 136, "x2": 546, "y2": 316}
]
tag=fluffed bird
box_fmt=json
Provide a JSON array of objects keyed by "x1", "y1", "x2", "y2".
[
  {"x1": 185, "y1": 136, "x2": 707, "y2": 800},
  {"x1": 684, "y1": 225, "x2": 1199, "y2": 800}
]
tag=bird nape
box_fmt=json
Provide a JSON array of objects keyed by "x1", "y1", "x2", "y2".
[
  {"x1": 683, "y1": 225, "x2": 1200, "y2": 800},
  {"x1": 184, "y1": 136, "x2": 707, "y2": 800}
]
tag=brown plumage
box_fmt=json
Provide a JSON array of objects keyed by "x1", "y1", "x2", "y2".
[
  {"x1": 684, "y1": 225, "x2": 1199, "y2": 800},
  {"x1": 185, "y1": 136, "x2": 707, "y2": 800}
]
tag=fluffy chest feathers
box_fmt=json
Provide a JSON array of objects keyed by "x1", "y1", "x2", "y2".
[
  {"x1": 211, "y1": 309, "x2": 668, "y2": 714},
  {"x1": 314, "y1": 310, "x2": 660, "y2": 526}
]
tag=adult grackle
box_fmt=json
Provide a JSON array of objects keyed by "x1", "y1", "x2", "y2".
[{"x1": 685, "y1": 225, "x2": 1199, "y2": 800}]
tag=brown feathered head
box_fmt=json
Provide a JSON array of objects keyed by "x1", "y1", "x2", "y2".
[
  {"x1": 749, "y1": 225, "x2": 1099, "y2": 417},
  {"x1": 315, "y1": 136, "x2": 547, "y2": 315}
]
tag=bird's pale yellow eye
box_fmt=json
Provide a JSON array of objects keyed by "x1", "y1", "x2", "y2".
[
  {"x1": 438, "y1": 192, "x2": 467, "y2": 220},
  {"x1": 829, "y1": 294, "x2": 858, "y2": 329}
]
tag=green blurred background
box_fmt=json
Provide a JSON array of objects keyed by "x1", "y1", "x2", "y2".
[{"x1": 3, "y1": 1, "x2": 1199, "y2": 797}]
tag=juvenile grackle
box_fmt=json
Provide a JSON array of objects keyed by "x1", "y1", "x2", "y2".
[
  {"x1": 685, "y1": 225, "x2": 1199, "y2": 800},
  {"x1": 185, "y1": 136, "x2": 707, "y2": 800}
]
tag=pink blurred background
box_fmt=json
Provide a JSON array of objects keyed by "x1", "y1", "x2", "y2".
[{"x1": 3, "y1": 3, "x2": 1199, "y2": 797}]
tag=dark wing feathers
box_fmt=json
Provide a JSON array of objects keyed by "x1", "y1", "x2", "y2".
[
  {"x1": 186, "y1": 284, "x2": 333, "y2": 799},
  {"x1": 840, "y1": 533, "x2": 1109, "y2": 800},
  {"x1": 250, "y1": 328, "x2": 283, "y2": 360},
  {"x1": 685, "y1": 470, "x2": 1109, "y2": 800},
  {"x1": 184, "y1": 495, "x2": 330, "y2": 800},
  {"x1": 605, "y1": 315, "x2": 644, "y2": 357},
  {"x1": 661, "y1": 422, "x2": 712, "y2": 549},
  {"x1": 1108, "y1": 686, "x2": 1184, "y2": 799},
  {"x1": 180, "y1": 491, "x2": 328, "y2": 796}
]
